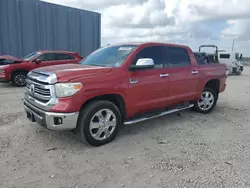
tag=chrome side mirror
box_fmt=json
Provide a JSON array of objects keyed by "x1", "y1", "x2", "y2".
[
  {"x1": 136, "y1": 58, "x2": 154, "y2": 66},
  {"x1": 129, "y1": 58, "x2": 154, "y2": 71}
]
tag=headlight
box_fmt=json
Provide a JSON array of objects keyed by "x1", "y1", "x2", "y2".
[{"x1": 55, "y1": 83, "x2": 82, "y2": 98}]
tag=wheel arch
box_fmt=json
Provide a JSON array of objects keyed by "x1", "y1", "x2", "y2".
[
  {"x1": 204, "y1": 79, "x2": 220, "y2": 94},
  {"x1": 81, "y1": 94, "x2": 127, "y2": 121},
  {"x1": 11, "y1": 69, "x2": 29, "y2": 79}
]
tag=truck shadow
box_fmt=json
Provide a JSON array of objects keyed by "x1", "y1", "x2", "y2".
[
  {"x1": 34, "y1": 110, "x2": 196, "y2": 149},
  {"x1": 33, "y1": 107, "x2": 225, "y2": 149}
]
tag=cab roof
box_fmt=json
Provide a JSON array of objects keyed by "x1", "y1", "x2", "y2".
[{"x1": 106, "y1": 42, "x2": 190, "y2": 49}]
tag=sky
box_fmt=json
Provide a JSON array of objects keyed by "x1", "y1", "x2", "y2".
[{"x1": 43, "y1": 0, "x2": 250, "y2": 55}]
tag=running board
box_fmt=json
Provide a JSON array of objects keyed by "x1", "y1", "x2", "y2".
[{"x1": 124, "y1": 104, "x2": 194, "y2": 125}]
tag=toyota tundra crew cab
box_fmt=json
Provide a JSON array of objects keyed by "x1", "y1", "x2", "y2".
[
  {"x1": 23, "y1": 42, "x2": 227, "y2": 146},
  {"x1": 0, "y1": 50, "x2": 83, "y2": 86}
]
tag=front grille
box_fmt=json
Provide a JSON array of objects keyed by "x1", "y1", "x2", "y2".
[{"x1": 26, "y1": 78, "x2": 52, "y2": 104}]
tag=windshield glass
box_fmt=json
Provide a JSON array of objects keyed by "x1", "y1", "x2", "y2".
[
  {"x1": 79, "y1": 45, "x2": 138, "y2": 67},
  {"x1": 23, "y1": 51, "x2": 41, "y2": 60}
]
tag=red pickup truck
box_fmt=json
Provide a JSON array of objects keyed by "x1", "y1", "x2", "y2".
[
  {"x1": 0, "y1": 50, "x2": 82, "y2": 86},
  {"x1": 23, "y1": 42, "x2": 227, "y2": 146}
]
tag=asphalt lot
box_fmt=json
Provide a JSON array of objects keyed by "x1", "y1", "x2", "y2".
[{"x1": 1, "y1": 68, "x2": 250, "y2": 188}]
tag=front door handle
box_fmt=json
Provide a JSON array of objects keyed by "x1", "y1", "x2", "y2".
[
  {"x1": 130, "y1": 79, "x2": 138, "y2": 84},
  {"x1": 160, "y1": 73, "x2": 169, "y2": 78},
  {"x1": 191, "y1": 70, "x2": 199, "y2": 75}
]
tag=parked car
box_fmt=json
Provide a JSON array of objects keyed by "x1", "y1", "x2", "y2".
[
  {"x1": 0, "y1": 50, "x2": 83, "y2": 86},
  {"x1": 23, "y1": 42, "x2": 227, "y2": 146}
]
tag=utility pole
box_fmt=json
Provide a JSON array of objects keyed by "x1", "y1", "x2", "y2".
[{"x1": 231, "y1": 38, "x2": 235, "y2": 52}]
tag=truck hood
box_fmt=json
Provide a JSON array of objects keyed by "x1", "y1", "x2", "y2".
[{"x1": 34, "y1": 64, "x2": 112, "y2": 82}]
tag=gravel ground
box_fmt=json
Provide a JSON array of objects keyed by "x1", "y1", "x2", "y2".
[{"x1": 1, "y1": 68, "x2": 250, "y2": 188}]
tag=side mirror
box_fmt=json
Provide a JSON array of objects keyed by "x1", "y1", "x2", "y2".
[
  {"x1": 35, "y1": 59, "x2": 41, "y2": 64},
  {"x1": 129, "y1": 58, "x2": 154, "y2": 71}
]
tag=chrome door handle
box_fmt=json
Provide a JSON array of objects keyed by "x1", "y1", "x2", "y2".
[
  {"x1": 130, "y1": 79, "x2": 138, "y2": 84},
  {"x1": 191, "y1": 70, "x2": 199, "y2": 74},
  {"x1": 160, "y1": 73, "x2": 169, "y2": 78}
]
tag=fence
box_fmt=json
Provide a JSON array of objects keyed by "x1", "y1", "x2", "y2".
[{"x1": 0, "y1": 0, "x2": 101, "y2": 58}]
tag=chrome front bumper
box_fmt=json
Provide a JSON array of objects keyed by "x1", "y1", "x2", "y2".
[{"x1": 24, "y1": 98, "x2": 79, "y2": 131}]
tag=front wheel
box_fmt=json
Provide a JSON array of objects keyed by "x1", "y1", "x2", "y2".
[
  {"x1": 12, "y1": 72, "x2": 27, "y2": 87},
  {"x1": 193, "y1": 87, "x2": 218, "y2": 114},
  {"x1": 75, "y1": 100, "x2": 121, "y2": 146}
]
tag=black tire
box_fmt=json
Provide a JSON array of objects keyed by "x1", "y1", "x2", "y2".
[
  {"x1": 193, "y1": 87, "x2": 218, "y2": 114},
  {"x1": 75, "y1": 100, "x2": 121, "y2": 146},
  {"x1": 12, "y1": 72, "x2": 27, "y2": 87}
]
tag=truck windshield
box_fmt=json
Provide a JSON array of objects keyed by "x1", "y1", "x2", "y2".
[
  {"x1": 79, "y1": 45, "x2": 138, "y2": 67},
  {"x1": 23, "y1": 51, "x2": 41, "y2": 60}
]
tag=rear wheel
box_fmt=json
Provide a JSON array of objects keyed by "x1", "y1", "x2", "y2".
[
  {"x1": 12, "y1": 72, "x2": 27, "y2": 87},
  {"x1": 75, "y1": 100, "x2": 121, "y2": 146},
  {"x1": 193, "y1": 87, "x2": 218, "y2": 114}
]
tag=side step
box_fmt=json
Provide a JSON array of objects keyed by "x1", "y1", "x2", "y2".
[{"x1": 124, "y1": 104, "x2": 194, "y2": 125}]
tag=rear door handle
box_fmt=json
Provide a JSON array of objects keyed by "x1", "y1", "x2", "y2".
[
  {"x1": 191, "y1": 70, "x2": 199, "y2": 74},
  {"x1": 160, "y1": 73, "x2": 169, "y2": 78}
]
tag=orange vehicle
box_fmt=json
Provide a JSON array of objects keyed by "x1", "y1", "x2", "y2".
[{"x1": 23, "y1": 42, "x2": 227, "y2": 146}]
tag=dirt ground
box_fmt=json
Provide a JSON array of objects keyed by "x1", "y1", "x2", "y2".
[{"x1": 1, "y1": 68, "x2": 250, "y2": 188}]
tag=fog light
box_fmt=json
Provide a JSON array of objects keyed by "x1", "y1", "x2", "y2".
[{"x1": 54, "y1": 117, "x2": 63, "y2": 125}]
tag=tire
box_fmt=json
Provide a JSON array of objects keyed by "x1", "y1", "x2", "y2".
[
  {"x1": 75, "y1": 100, "x2": 121, "y2": 146},
  {"x1": 12, "y1": 72, "x2": 27, "y2": 87},
  {"x1": 193, "y1": 87, "x2": 218, "y2": 114}
]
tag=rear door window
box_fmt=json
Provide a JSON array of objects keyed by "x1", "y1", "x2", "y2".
[
  {"x1": 38, "y1": 53, "x2": 57, "y2": 61},
  {"x1": 56, "y1": 53, "x2": 75, "y2": 60},
  {"x1": 162, "y1": 46, "x2": 191, "y2": 67}
]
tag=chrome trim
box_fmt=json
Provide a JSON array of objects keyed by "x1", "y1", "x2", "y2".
[
  {"x1": 124, "y1": 104, "x2": 194, "y2": 125},
  {"x1": 32, "y1": 70, "x2": 54, "y2": 76},
  {"x1": 24, "y1": 86, "x2": 58, "y2": 111},
  {"x1": 160, "y1": 73, "x2": 169, "y2": 78},
  {"x1": 26, "y1": 79, "x2": 50, "y2": 89},
  {"x1": 25, "y1": 70, "x2": 58, "y2": 111},
  {"x1": 191, "y1": 70, "x2": 199, "y2": 75},
  {"x1": 27, "y1": 71, "x2": 57, "y2": 84},
  {"x1": 24, "y1": 98, "x2": 79, "y2": 131},
  {"x1": 130, "y1": 79, "x2": 138, "y2": 84},
  {"x1": 25, "y1": 87, "x2": 51, "y2": 101}
]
